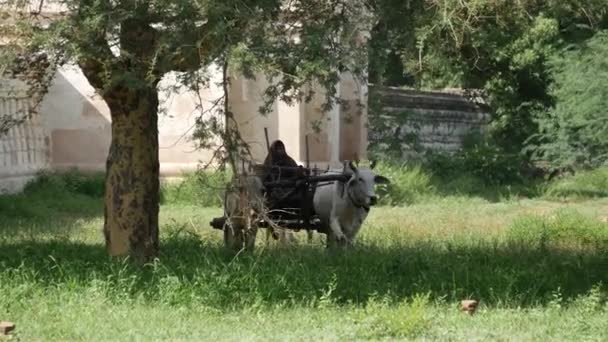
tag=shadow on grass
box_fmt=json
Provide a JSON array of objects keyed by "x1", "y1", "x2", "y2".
[
  {"x1": 431, "y1": 177, "x2": 546, "y2": 203},
  {"x1": 1, "y1": 232, "x2": 606, "y2": 310},
  {"x1": 0, "y1": 183, "x2": 103, "y2": 224}
]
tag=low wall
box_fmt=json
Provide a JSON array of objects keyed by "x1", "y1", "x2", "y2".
[{"x1": 368, "y1": 85, "x2": 491, "y2": 158}]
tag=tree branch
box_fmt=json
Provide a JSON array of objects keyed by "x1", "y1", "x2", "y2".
[
  {"x1": 77, "y1": 35, "x2": 116, "y2": 91},
  {"x1": 158, "y1": 21, "x2": 218, "y2": 73},
  {"x1": 78, "y1": 58, "x2": 107, "y2": 91}
]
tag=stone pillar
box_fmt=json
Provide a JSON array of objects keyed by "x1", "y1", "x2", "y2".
[
  {"x1": 338, "y1": 20, "x2": 372, "y2": 162},
  {"x1": 277, "y1": 98, "x2": 303, "y2": 163},
  {"x1": 300, "y1": 84, "x2": 331, "y2": 165},
  {"x1": 339, "y1": 72, "x2": 368, "y2": 161},
  {"x1": 228, "y1": 71, "x2": 279, "y2": 163},
  {"x1": 328, "y1": 81, "x2": 341, "y2": 163}
]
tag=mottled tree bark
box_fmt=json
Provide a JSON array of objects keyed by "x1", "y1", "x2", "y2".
[{"x1": 102, "y1": 85, "x2": 160, "y2": 263}]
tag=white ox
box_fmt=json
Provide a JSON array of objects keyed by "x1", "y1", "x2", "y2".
[{"x1": 313, "y1": 162, "x2": 390, "y2": 248}]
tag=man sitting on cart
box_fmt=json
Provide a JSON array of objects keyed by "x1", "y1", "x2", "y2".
[{"x1": 262, "y1": 140, "x2": 306, "y2": 209}]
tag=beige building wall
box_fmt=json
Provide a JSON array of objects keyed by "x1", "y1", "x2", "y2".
[
  {"x1": 0, "y1": 1, "x2": 371, "y2": 193},
  {"x1": 1, "y1": 64, "x2": 370, "y2": 193},
  {"x1": 339, "y1": 71, "x2": 368, "y2": 161},
  {"x1": 39, "y1": 66, "x2": 111, "y2": 172},
  {"x1": 229, "y1": 72, "x2": 369, "y2": 168},
  {"x1": 39, "y1": 65, "x2": 225, "y2": 176},
  {"x1": 157, "y1": 68, "x2": 223, "y2": 174},
  {"x1": 228, "y1": 72, "x2": 279, "y2": 163},
  {"x1": 0, "y1": 78, "x2": 50, "y2": 193},
  {"x1": 277, "y1": 97, "x2": 305, "y2": 163}
]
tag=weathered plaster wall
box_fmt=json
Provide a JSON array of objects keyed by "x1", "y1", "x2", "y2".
[
  {"x1": 228, "y1": 72, "x2": 280, "y2": 163},
  {"x1": 39, "y1": 65, "x2": 224, "y2": 176},
  {"x1": 1, "y1": 2, "x2": 371, "y2": 193},
  {"x1": 369, "y1": 85, "x2": 491, "y2": 157},
  {"x1": 0, "y1": 65, "x2": 369, "y2": 193},
  {"x1": 339, "y1": 72, "x2": 368, "y2": 161},
  {"x1": 0, "y1": 79, "x2": 50, "y2": 193}
]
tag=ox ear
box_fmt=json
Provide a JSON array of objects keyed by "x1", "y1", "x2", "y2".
[
  {"x1": 370, "y1": 160, "x2": 377, "y2": 170},
  {"x1": 348, "y1": 160, "x2": 358, "y2": 172},
  {"x1": 374, "y1": 175, "x2": 390, "y2": 184},
  {"x1": 342, "y1": 161, "x2": 354, "y2": 176}
]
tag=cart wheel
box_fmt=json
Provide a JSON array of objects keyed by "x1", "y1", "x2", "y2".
[
  {"x1": 223, "y1": 215, "x2": 258, "y2": 252},
  {"x1": 244, "y1": 223, "x2": 258, "y2": 251},
  {"x1": 223, "y1": 221, "x2": 241, "y2": 252},
  {"x1": 222, "y1": 176, "x2": 260, "y2": 253}
]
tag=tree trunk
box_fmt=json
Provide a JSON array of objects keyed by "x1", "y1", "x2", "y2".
[{"x1": 103, "y1": 85, "x2": 160, "y2": 263}]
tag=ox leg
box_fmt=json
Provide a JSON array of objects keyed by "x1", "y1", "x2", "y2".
[
  {"x1": 344, "y1": 237, "x2": 355, "y2": 248},
  {"x1": 326, "y1": 217, "x2": 347, "y2": 249},
  {"x1": 329, "y1": 217, "x2": 346, "y2": 241},
  {"x1": 345, "y1": 225, "x2": 362, "y2": 248}
]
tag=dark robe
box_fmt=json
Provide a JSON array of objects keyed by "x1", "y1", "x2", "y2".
[
  {"x1": 263, "y1": 140, "x2": 299, "y2": 181},
  {"x1": 262, "y1": 140, "x2": 303, "y2": 209}
]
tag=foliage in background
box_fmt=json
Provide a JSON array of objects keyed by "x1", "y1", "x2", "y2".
[
  {"x1": 368, "y1": 0, "x2": 608, "y2": 171},
  {"x1": 160, "y1": 170, "x2": 231, "y2": 207},
  {"x1": 527, "y1": 30, "x2": 608, "y2": 171},
  {"x1": 4, "y1": 163, "x2": 605, "y2": 216},
  {"x1": 507, "y1": 209, "x2": 608, "y2": 250},
  {"x1": 367, "y1": 0, "x2": 422, "y2": 87},
  {"x1": 544, "y1": 167, "x2": 608, "y2": 199},
  {"x1": 366, "y1": 88, "x2": 425, "y2": 161},
  {"x1": 372, "y1": 161, "x2": 435, "y2": 205},
  {"x1": 424, "y1": 133, "x2": 528, "y2": 186}
]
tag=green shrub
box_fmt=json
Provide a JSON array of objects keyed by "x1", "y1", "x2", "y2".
[
  {"x1": 530, "y1": 31, "x2": 608, "y2": 171},
  {"x1": 544, "y1": 167, "x2": 608, "y2": 199},
  {"x1": 160, "y1": 170, "x2": 231, "y2": 206},
  {"x1": 352, "y1": 293, "x2": 431, "y2": 339},
  {"x1": 373, "y1": 161, "x2": 435, "y2": 205},
  {"x1": 22, "y1": 169, "x2": 105, "y2": 199},
  {"x1": 0, "y1": 171, "x2": 103, "y2": 220},
  {"x1": 60, "y1": 169, "x2": 106, "y2": 198},
  {"x1": 425, "y1": 134, "x2": 527, "y2": 186},
  {"x1": 507, "y1": 209, "x2": 608, "y2": 249}
]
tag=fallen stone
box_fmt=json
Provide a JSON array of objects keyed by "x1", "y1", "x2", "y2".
[
  {"x1": 0, "y1": 321, "x2": 15, "y2": 335},
  {"x1": 460, "y1": 300, "x2": 479, "y2": 315}
]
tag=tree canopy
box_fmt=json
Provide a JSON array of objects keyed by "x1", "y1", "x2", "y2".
[
  {"x1": 1, "y1": 0, "x2": 373, "y2": 261},
  {"x1": 529, "y1": 30, "x2": 608, "y2": 170},
  {"x1": 2, "y1": 0, "x2": 607, "y2": 260},
  {"x1": 367, "y1": 0, "x2": 608, "y2": 168}
]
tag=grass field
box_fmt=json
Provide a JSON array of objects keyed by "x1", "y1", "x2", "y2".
[{"x1": 1, "y1": 169, "x2": 607, "y2": 341}]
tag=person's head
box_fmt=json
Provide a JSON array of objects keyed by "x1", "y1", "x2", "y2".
[{"x1": 270, "y1": 140, "x2": 286, "y2": 157}]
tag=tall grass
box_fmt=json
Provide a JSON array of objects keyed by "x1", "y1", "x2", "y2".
[
  {"x1": 544, "y1": 167, "x2": 608, "y2": 199},
  {"x1": 373, "y1": 161, "x2": 435, "y2": 205},
  {"x1": 3, "y1": 164, "x2": 605, "y2": 218},
  {"x1": 1, "y1": 205, "x2": 607, "y2": 311},
  {"x1": 160, "y1": 170, "x2": 231, "y2": 206},
  {"x1": 0, "y1": 170, "x2": 103, "y2": 220},
  {"x1": 1, "y1": 169, "x2": 607, "y2": 340},
  {"x1": 0, "y1": 169, "x2": 231, "y2": 221},
  {"x1": 507, "y1": 209, "x2": 608, "y2": 250}
]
